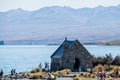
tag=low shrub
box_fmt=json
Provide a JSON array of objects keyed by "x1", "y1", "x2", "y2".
[
  {"x1": 73, "y1": 74, "x2": 78, "y2": 77},
  {"x1": 31, "y1": 68, "x2": 40, "y2": 73},
  {"x1": 66, "y1": 69, "x2": 71, "y2": 74},
  {"x1": 73, "y1": 74, "x2": 80, "y2": 80},
  {"x1": 110, "y1": 65, "x2": 115, "y2": 70},
  {"x1": 93, "y1": 66, "x2": 98, "y2": 72},
  {"x1": 87, "y1": 68, "x2": 91, "y2": 72},
  {"x1": 73, "y1": 77, "x2": 80, "y2": 80},
  {"x1": 30, "y1": 74, "x2": 42, "y2": 79},
  {"x1": 98, "y1": 64, "x2": 104, "y2": 71},
  {"x1": 59, "y1": 69, "x2": 71, "y2": 76},
  {"x1": 30, "y1": 74, "x2": 39, "y2": 79}
]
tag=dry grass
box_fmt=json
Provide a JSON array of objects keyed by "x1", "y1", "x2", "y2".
[
  {"x1": 73, "y1": 74, "x2": 80, "y2": 80},
  {"x1": 13, "y1": 65, "x2": 120, "y2": 79},
  {"x1": 80, "y1": 78, "x2": 120, "y2": 80},
  {"x1": 58, "y1": 69, "x2": 71, "y2": 76},
  {"x1": 29, "y1": 72, "x2": 43, "y2": 79},
  {"x1": 30, "y1": 68, "x2": 40, "y2": 73},
  {"x1": 4, "y1": 65, "x2": 120, "y2": 80}
]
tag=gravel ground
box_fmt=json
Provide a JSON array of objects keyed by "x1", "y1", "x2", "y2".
[
  {"x1": 2, "y1": 78, "x2": 73, "y2": 80},
  {"x1": 1, "y1": 77, "x2": 73, "y2": 80},
  {"x1": 57, "y1": 77, "x2": 73, "y2": 80}
]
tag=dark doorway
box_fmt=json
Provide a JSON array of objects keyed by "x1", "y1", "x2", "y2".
[{"x1": 74, "y1": 58, "x2": 80, "y2": 70}]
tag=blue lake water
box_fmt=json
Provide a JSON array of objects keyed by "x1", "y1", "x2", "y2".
[{"x1": 0, "y1": 45, "x2": 120, "y2": 74}]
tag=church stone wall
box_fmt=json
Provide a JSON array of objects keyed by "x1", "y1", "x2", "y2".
[{"x1": 51, "y1": 40, "x2": 93, "y2": 71}]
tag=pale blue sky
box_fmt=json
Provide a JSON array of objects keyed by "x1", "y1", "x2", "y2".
[{"x1": 0, "y1": 0, "x2": 120, "y2": 12}]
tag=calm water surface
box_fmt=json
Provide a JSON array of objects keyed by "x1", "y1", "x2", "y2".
[{"x1": 0, "y1": 45, "x2": 120, "y2": 74}]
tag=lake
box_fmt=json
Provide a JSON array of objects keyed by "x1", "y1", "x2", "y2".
[{"x1": 0, "y1": 45, "x2": 120, "y2": 74}]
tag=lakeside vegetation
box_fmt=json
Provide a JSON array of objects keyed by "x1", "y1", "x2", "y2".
[
  {"x1": 2, "y1": 64, "x2": 120, "y2": 80},
  {"x1": 92, "y1": 53, "x2": 120, "y2": 67}
]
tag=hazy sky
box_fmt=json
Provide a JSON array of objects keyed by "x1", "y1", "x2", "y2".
[{"x1": 0, "y1": 0, "x2": 120, "y2": 12}]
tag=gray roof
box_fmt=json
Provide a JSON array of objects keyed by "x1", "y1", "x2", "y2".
[{"x1": 51, "y1": 40, "x2": 75, "y2": 58}]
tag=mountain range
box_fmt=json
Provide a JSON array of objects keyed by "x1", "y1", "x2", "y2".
[{"x1": 0, "y1": 5, "x2": 120, "y2": 44}]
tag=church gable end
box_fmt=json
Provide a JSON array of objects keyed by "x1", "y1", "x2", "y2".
[{"x1": 51, "y1": 38, "x2": 93, "y2": 71}]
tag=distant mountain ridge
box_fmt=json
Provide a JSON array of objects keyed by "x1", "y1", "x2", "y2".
[
  {"x1": 0, "y1": 5, "x2": 120, "y2": 44},
  {"x1": 97, "y1": 39, "x2": 120, "y2": 45},
  {"x1": 83, "y1": 39, "x2": 120, "y2": 45}
]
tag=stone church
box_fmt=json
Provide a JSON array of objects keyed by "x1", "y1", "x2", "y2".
[{"x1": 51, "y1": 38, "x2": 93, "y2": 71}]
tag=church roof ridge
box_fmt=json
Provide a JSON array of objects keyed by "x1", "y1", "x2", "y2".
[{"x1": 51, "y1": 39, "x2": 76, "y2": 58}]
